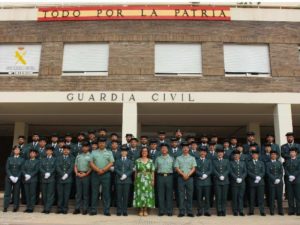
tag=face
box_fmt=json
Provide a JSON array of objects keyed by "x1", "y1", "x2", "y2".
[
  {"x1": 65, "y1": 136, "x2": 72, "y2": 142},
  {"x1": 51, "y1": 136, "x2": 58, "y2": 143},
  {"x1": 58, "y1": 141, "x2": 64, "y2": 147},
  {"x1": 126, "y1": 136, "x2": 132, "y2": 142},
  {"x1": 150, "y1": 143, "x2": 157, "y2": 149},
  {"x1": 130, "y1": 140, "x2": 138, "y2": 148},
  {"x1": 182, "y1": 146, "x2": 189, "y2": 154},
  {"x1": 217, "y1": 151, "x2": 224, "y2": 158},
  {"x1": 111, "y1": 142, "x2": 118, "y2": 150},
  {"x1": 252, "y1": 153, "x2": 259, "y2": 160},
  {"x1": 266, "y1": 136, "x2": 274, "y2": 143},
  {"x1": 98, "y1": 141, "x2": 106, "y2": 149},
  {"x1": 175, "y1": 131, "x2": 182, "y2": 138},
  {"x1": 92, "y1": 144, "x2": 98, "y2": 150},
  {"x1": 82, "y1": 146, "x2": 89, "y2": 153},
  {"x1": 237, "y1": 146, "x2": 243, "y2": 152},
  {"x1": 233, "y1": 153, "x2": 240, "y2": 161},
  {"x1": 223, "y1": 142, "x2": 229, "y2": 148},
  {"x1": 209, "y1": 145, "x2": 215, "y2": 151},
  {"x1": 99, "y1": 131, "x2": 106, "y2": 137},
  {"x1": 171, "y1": 141, "x2": 178, "y2": 148},
  {"x1": 287, "y1": 135, "x2": 294, "y2": 143},
  {"x1": 200, "y1": 150, "x2": 207, "y2": 158},
  {"x1": 191, "y1": 143, "x2": 197, "y2": 149},
  {"x1": 13, "y1": 147, "x2": 20, "y2": 155},
  {"x1": 161, "y1": 146, "x2": 168, "y2": 155},
  {"x1": 18, "y1": 138, "x2": 25, "y2": 145},
  {"x1": 211, "y1": 137, "x2": 218, "y2": 143},
  {"x1": 63, "y1": 148, "x2": 70, "y2": 155},
  {"x1": 290, "y1": 150, "x2": 296, "y2": 158},
  {"x1": 270, "y1": 153, "x2": 277, "y2": 160},
  {"x1": 140, "y1": 137, "x2": 148, "y2": 144},
  {"x1": 32, "y1": 135, "x2": 39, "y2": 142},
  {"x1": 39, "y1": 140, "x2": 46, "y2": 147},
  {"x1": 247, "y1": 135, "x2": 255, "y2": 142},
  {"x1": 46, "y1": 149, "x2": 53, "y2": 156},
  {"x1": 201, "y1": 137, "x2": 208, "y2": 143},
  {"x1": 30, "y1": 151, "x2": 37, "y2": 158},
  {"x1": 111, "y1": 135, "x2": 118, "y2": 141},
  {"x1": 159, "y1": 134, "x2": 166, "y2": 140},
  {"x1": 265, "y1": 146, "x2": 271, "y2": 153},
  {"x1": 77, "y1": 135, "x2": 85, "y2": 142},
  {"x1": 121, "y1": 150, "x2": 128, "y2": 157},
  {"x1": 89, "y1": 133, "x2": 95, "y2": 140},
  {"x1": 231, "y1": 138, "x2": 237, "y2": 145},
  {"x1": 141, "y1": 148, "x2": 148, "y2": 157}
]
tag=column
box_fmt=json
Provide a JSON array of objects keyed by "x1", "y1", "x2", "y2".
[
  {"x1": 247, "y1": 122, "x2": 261, "y2": 145},
  {"x1": 122, "y1": 102, "x2": 137, "y2": 144},
  {"x1": 13, "y1": 122, "x2": 28, "y2": 145},
  {"x1": 273, "y1": 104, "x2": 293, "y2": 147}
]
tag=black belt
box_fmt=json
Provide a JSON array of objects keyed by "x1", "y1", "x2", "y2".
[
  {"x1": 78, "y1": 171, "x2": 88, "y2": 173},
  {"x1": 158, "y1": 173, "x2": 173, "y2": 176}
]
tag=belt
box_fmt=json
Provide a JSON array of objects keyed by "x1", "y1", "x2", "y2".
[
  {"x1": 158, "y1": 173, "x2": 173, "y2": 176},
  {"x1": 78, "y1": 171, "x2": 88, "y2": 173}
]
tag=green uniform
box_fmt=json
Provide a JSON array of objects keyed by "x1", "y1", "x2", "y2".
[
  {"x1": 247, "y1": 159, "x2": 265, "y2": 214},
  {"x1": 284, "y1": 157, "x2": 300, "y2": 215},
  {"x1": 212, "y1": 158, "x2": 230, "y2": 215},
  {"x1": 110, "y1": 149, "x2": 121, "y2": 207},
  {"x1": 155, "y1": 154, "x2": 174, "y2": 215},
  {"x1": 229, "y1": 160, "x2": 247, "y2": 214},
  {"x1": 195, "y1": 157, "x2": 212, "y2": 214},
  {"x1": 3, "y1": 156, "x2": 24, "y2": 210},
  {"x1": 169, "y1": 147, "x2": 182, "y2": 206},
  {"x1": 22, "y1": 158, "x2": 40, "y2": 211},
  {"x1": 56, "y1": 155, "x2": 74, "y2": 213},
  {"x1": 40, "y1": 156, "x2": 56, "y2": 212},
  {"x1": 127, "y1": 148, "x2": 140, "y2": 162},
  {"x1": 266, "y1": 160, "x2": 283, "y2": 214},
  {"x1": 114, "y1": 157, "x2": 133, "y2": 214},
  {"x1": 74, "y1": 152, "x2": 91, "y2": 211},
  {"x1": 149, "y1": 149, "x2": 161, "y2": 162},
  {"x1": 90, "y1": 148, "x2": 114, "y2": 214},
  {"x1": 174, "y1": 154, "x2": 196, "y2": 215}
]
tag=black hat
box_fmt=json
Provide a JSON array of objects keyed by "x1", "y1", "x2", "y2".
[
  {"x1": 158, "y1": 131, "x2": 166, "y2": 135},
  {"x1": 65, "y1": 133, "x2": 72, "y2": 137},
  {"x1": 211, "y1": 134, "x2": 218, "y2": 138},
  {"x1": 91, "y1": 141, "x2": 98, "y2": 145},
  {"x1": 160, "y1": 143, "x2": 169, "y2": 148},
  {"x1": 236, "y1": 143, "x2": 243, "y2": 148},
  {"x1": 98, "y1": 128, "x2": 107, "y2": 132},
  {"x1": 29, "y1": 148, "x2": 38, "y2": 153},
  {"x1": 58, "y1": 137, "x2": 65, "y2": 143},
  {"x1": 223, "y1": 139, "x2": 230, "y2": 144},
  {"x1": 18, "y1": 135, "x2": 25, "y2": 139},
  {"x1": 289, "y1": 147, "x2": 298, "y2": 152},
  {"x1": 251, "y1": 149, "x2": 259, "y2": 154},
  {"x1": 130, "y1": 138, "x2": 138, "y2": 142},
  {"x1": 190, "y1": 141, "x2": 198, "y2": 145},
  {"x1": 216, "y1": 147, "x2": 224, "y2": 152},
  {"x1": 121, "y1": 145, "x2": 129, "y2": 151},
  {"x1": 97, "y1": 137, "x2": 107, "y2": 143},
  {"x1": 77, "y1": 131, "x2": 85, "y2": 137},
  {"x1": 201, "y1": 134, "x2": 208, "y2": 138},
  {"x1": 46, "y1": 145, "x2": 54, "y2": 151},
  {"x1": 111, "y1": 140, "x2": 119, "y2": 144},
  {"x1": 286, "y1": 132, "x2": 294, "y2": 137},
  {"x1": 125, "y1": 133, "x2": 133, "y2": 137},
  {"x1": 88, "y1": 130, "x2": 95, "y2": 134},
  {"x1": 51, "y1": 133, "x2": 59, "y2": 138},
  {"x1": 63, "y1": 145, "x2": 71, "y2": 150},
  {"x1": 232, "y1": 150, "x2": 241, "y2": 155},
  {"x1": 230, "y1": 136, "x2": 237, "y2": 140},
  {"x1": 170, "y1": 137, "x2": 178, "y2": 142},
  {"x1": 81, "y1": 141, "x2": 90, "y2": 147},
  {"x1": 199, "y1": 147, "x2": 207, "y2": 152},
  {"x1": 265, "y1": 133, "x2": 274, "y2": 138},
  {"x1": 140, "y1": 135, "x2": 148, "y2": 139},
  {"x1": 264, "y1": 143, "x2": 271, "y2": 147},
  {"x1": 208, "y1": 141, "x2": 216, "y2": 146},
  {"x1": 110, "y1": 132, "x2": 118, "y2": 137},
  {"x1": 181, "y1": 141, "x2": 189, "y2": 147},
  {"x1": 270, "y1": 150, "x2": 278, "y2": 155},
  {"x1": 149, "y1": 139, "x2": 157, "y2": 144},
  {"x1": 247, "y1": 131, "x2": 255, "y2": 136},
  {"x1": 39, "y1": 136, "x2": 47, "y2": 142}
]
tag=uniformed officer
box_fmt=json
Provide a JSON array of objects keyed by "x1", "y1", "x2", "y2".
[
  {"x1": 23, "y1": 133, "x2": 40, "y2": 159},
  {"x1": 247, "y1": 149, "x2": 266, "y2": 216},
  {"x1": 210, "y1": 134, "x2": 222, "y2": 150},
  {"x1": 128, "y1": 138, "x2": 140, "y2": 162},
  {"x1": 89, "y1": 137, "x2": 115, "y2": 216},
  {"x1": 16, "y1": 135, "x2": 26, "y2": 157},
  {"x1": 157, "y1": 131, "x2": 169, "y2": 147},
  {"x1": 281, "y1": 132, "x2": 300, "y2": 161},
  {"x1": 3, "y1": 146, "x2": 24, "y2": 212},
  {"x1": 230, "y1": 136, "x2": 238, "y2": 151},
  {"x1": 195, "y1": 147, "x2": 212, "y2": 216},
  {"x1": 56, "y1": 145, "x2": 74, "y2": 214},
  {"x1": 266, "y1": 150, "x2": 284, "y2": 215},
  {"x1": 40, "y1": 146, "x2": 56, "y2": 214},
  {"x1": 115, "y1": 145, "x2": 134, "y2": 216},
  {"x1": 223, "y1": 139, "x2": 233, "y2": 160},
  {"x1": 243, "y1": 131, "x2": 261, "y2": 154},
  {"x1": 213, "y1": 147, "x2": 230, "y2": 216},
  {"x1": 189, "y1": 141, "x2": 199, "y2": 159},
  {"x1": 109, "y1": 139, "x2": 121, "y2": 207},
  {"x1": 261, "y1": 134, "x2": 280, "y2": 154},
  {"x1": 207, "y1": 141, "x2": 218, "y2": 160},
  {"x1": 139, "y1": 135, "x2": 149, "y2": 148},
  {"x1": 284, "y1": 147, "x2": 300, "y2": 215},
  {"x1": 155, "y1": 143, "x2": 174, "y2": 216},
  {"x1": 125, "y1": 133, "x2": 133, "y2": 148},
  {"x1": 174, "y1": 129, "x2": 185, "y2": 144},
  {"x1": 107, "y1": 133, "x2": 120, "y2": 150},
  {"x1": 54, "y1": 137, "x2": 65, "y2": 157},
  {"x1": 199, "y1": 134, "x2": 209, "y2": 151},
  {"x1": 73, "y1": 132, "x2": 86, "y2": 156},
  {"x1": 88, "y1": 130, "x2": 97, "y2": 145},
  {"x1": 50, "y1": 133, "x2": 59, "y2": 153},
  {"x1": 22, "y1": 149, "x2": 40, "y2": 213},
  {"x1": 174, "y1": 142, "x2": 196, "y2": 217},
  {"x1": 73, "y1": 141, "x2": 91, "y2": 215},
  {"x1": 229, "y1": 150, "x2": 247, "y2": 216},
  {"x1": 149, "y1": 139, "x2": 161, "y2": 162},
  {"x1": 37, "y1": 137, "x2": 47, "y2": 159}
]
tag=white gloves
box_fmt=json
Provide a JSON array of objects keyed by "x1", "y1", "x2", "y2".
[
  {"x1": 274, "y1": 179, "x2": 280, "y2": 184},
  {"x1": 120, "y1": 174, "x2": 127, "y2": 180},
  {"x1": 110, "y1": 166, "x2": 115, "y2": 172},
  {"x1": 133, "y1": 167, "x2": 136, "y2": 172},
  {"x1": 44, "y1": 173, "x2": 50, "y2": 179},
  {"x1": 255, "y1": 176, "x2": 261, "y2": 181},
  {"x1": 62, "y1": 173, "x2": 68, "y2": 180},
  {"x1": 236, "y1": 178, "x2": 242, "y2": 183},
  {"x1": 25, "y1": 174, "x2": 31, "y2": 181},
  {"x1": 9, "y1": 176, "x2": 18, "y2": 183},
  {"x1": 202, "y1": 174, "x2": 208, "y2": 180},
  {"x1": 289, "y1": 175, "x2": 296, "y2": 182},
  {"x1": 219, "y1": 176, "x2": 225, "y2": 181}
]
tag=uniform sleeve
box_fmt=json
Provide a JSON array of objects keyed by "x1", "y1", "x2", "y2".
[
  {"x1": 30, "y1": 160, "x2": 40, "y2": 177},
  {"x1": 109, "y1": 152, "x2": 115, "y2": 163},
  {"x1": 192, "y1": 157, "x2": 197, "y2": 167},
  {"x1": 74, "y1": 155, "x2": 79, "y2": 166},
  {"x1": 174, "y1": 158, "x2": 179, "y2": 168}
]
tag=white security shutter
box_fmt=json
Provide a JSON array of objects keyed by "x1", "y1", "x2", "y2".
[
  {"x1": 224, "y1": 44, "x2": 270, "y2": 74},
  {"x1": 155, "y1": 43, "x2": 202, "y2": 74},
  {"x1": 0, "y1": 44, "x2": 41, "y2": 75},
  {"x1": 62, "y1": 43, "x2": 109, "y2": 74}
]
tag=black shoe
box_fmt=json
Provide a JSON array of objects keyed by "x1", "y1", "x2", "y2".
[
  {"x1": 158, "y1": 213, "x2": 164, "y2": 216},
  {"x1": 270, "y1": 212, "x2": 274, "y2": 216},
  {"x1": 89, "y1": 211, "x2": 97, "y2": 216},
  {"x1": 196, "y1": 212, "x2": 203, "y2": 216},
  {"x1": 187, "y1": 213, "x2": 194, "y2": 217},
  {"x1": 167, "y1": 213, "x2": 173, "y2": 216},
  {"x1": 288, "y1": 212, "x2": 295, "y2": 215},
  {"x1": 233, "y1": 212, "x2": 238, "y2": 216},
  {"x1": 239, "y1": 212, "x2": 245, "y2": 216},
  {"x1": 217, "y1": 212, "x2": 222, "y2": 216},
  {"x1": 42, "y1": 210, "x2": 46, "y2": 213},
  {"x1": 45, "y1": 211, "x2": 50, "y2": 214},
  {"x1": 204, "y1": 212, "x2": 211, "y2": 217},
  {"x1": 222, "y1": 212, "x2": 226, "y2": 216},
  {"x1": 296, "y1": 213, "x2": 300, "y2": 216},
  {"x1": 279, "y1": 212, "x2": 284, "y2": 216},
  {"x1": 28, "y1": 209, "x2": 33, "y2": 213},
  {"x1": 24, "y1": 209, "x2": 29, "y2": 213},
  {"x1": 56, "y1": 210, "x2": 62, "y2": 214},
  {"x1": 104, "y1": 212, "x2": 111, "y2": 216},
  {"x1": 13, "y1": 208, "x2": 18, "y2": 212},
  {"x1": 117, "y1": 213, "x2": 122, "y2": 216},
  {"x1": 123, "y1": 212, "x2": 128, "y2": 216},
  {"x1": 261, "y1": 212, "x2": 266, "y2": 216},
  {"x1": 82, "y1": 210, "x2": 88, "y2": 215},
  {"x1": 62, "y1": 210, "x2": 68, "y2": 214},
  {"x1": 3, "y1": 208, "x2": 7, "y2": 212},
  {"x1": 178, "y1": 214, "x2": 184, "y2": 217},
  {"x1": 73, "y1": 209, "x2": 80, "y2": 215},
  {"x1": 248, "y1": 212, "x2": 254, "y2": 216}
]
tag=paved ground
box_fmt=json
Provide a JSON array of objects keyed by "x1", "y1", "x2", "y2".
[{"x1": 0, "y1": 212, "x2": 299, "y2": 225}]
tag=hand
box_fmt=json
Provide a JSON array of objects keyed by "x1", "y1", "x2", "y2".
[
  {"x1": 132, "y1": 167, "x2": 136, "y2": 172},
  {"x1": 183, "y1": 174, "x2": 189, "y2": 180},
  {"x1": 254, "y1": 179, "x2": 259, "y2": 184},
  {"x1": 98, "y1": 169, "x2": 105, "y2": 175},
  {"x1": 25, "y1": 174, "x2": 31, "y2": 181},
  {"x1": 120, "y1": 174, "x2": 127, "y2": 180},
  {"x1": 14, "y1": 177, "x2": 18, "y2": 183},
  {"x1": 274, "y1": 179, "x2": 280, "y2": 184},
  {"x1": 110, "y1": 166, "x2": 114, "y2": 172},
  {"x1": 9, "y1": 176, "x2": 15, "y2": 183},
  {"x1": 202, "y1": 174, "x2": 208, "y2": 179},
  {"x1": 219, "y1": 176, "x2": 224, "y2": 181},
  {"x1": 62, "y1": 173, "x2": 68, "y2": 180},
  {"x1": 289, "y1": 175, "x2": 295, "y2": 182},
  {"x1": 236, "y1": 178, "x2": 242, "y2": 183},
  {"x1": 44, "y1": 172, "x2": 50, "y2": 179},
  {"x1": 255, "y1": 176, "x2": 261, "y2": 181}
]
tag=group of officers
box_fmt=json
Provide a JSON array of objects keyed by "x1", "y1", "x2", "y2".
[{"x1": 3, "y1": 128, "x2": 300, "y2": 217}]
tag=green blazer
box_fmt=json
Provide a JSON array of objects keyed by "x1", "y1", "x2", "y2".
[
  {"x1": 6, "y1": 156, "x2": 24, "y2": 178},
  {"x1": 212, "y1": 158, "x2": 230, "y2": 185},
  {"x1": 40, "y1": 156, "x2": 56, "y2": 183},
  {"x1": 284, "y1": 158, "x2": 300, "y2": 184},
  {"x1": 195, "y1": 158, "x2": 212, "y2": 186},
  {"x1": 22, "y1": 158, "x2": 40, "y2": 183},
  {"x1": 266, "y1": 160, "x2": 283, "y2": 186},
  {"x1": 229, "y1": 160, "x2": 247, "y2": 186},
  {"x1": 56, "y1": 155, "x2": 74, "y2": 184},
  {"x1": 247, "y1": 160, "x2": 265, "y2": 187},
  {"x1": 114, "y1": 158, "x2": 134, "y2": 184}
]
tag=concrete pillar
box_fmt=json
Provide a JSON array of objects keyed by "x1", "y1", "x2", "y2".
[
  {"x1": 122, "y1": 102, "x2": 137, "y2": 144},
  {"x1": 13, "y1": 122, "x2": 28, "y2": 145},
  {"x1": 137, "y1": 121, "x2": 142, "y2": 138},
  {"x1": 274, "y1": 104, "x2": 293, "y2": 147},
  {"x1": 247, "y1": 122, "x2": 261, "y2": 145}
]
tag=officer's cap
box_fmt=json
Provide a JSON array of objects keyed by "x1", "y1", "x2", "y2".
[
  {"x1": 121, "y1": 145, "x2": 129, "y2": 151},
  {"x1": 125, "y1": 133, "x2": 133, "y2": 137},
  {"x1": 289, "y1": 147, "x2": 298, "y2": 152},
  {"x1": 65, "y1": 133, "x2": 72, "y2": 137},
  {"x1": 270, "y1": 150, "x2": 278, "y2": 155},
  {"x1": 62, "y1": 145, "x2": 71, "y2": 150},
  {"x1": 216, "y1": 147, "x2": 224, "y2": 153},
  {"x1": 51, "y1": 133, "x2": 59, "y2": 138},
  {"x1": 247, "y1": 131, "x2": 255, "y2": 136},
  {"x1": 130, "y1": 137, "x2": 138, "y2": 142},
  {"x1": 181, "y1": 141, "x2": 189, "y2": 147},
  {"x1": 81, "y1": 141, "x2": 90, "y2": 147},
  {"x1": 149, "y1": 139, "x2": 157, "y2": 144},
  {"x1": 232, "y1": 150, "x2": 241, "y2": 155},
  {"x1": 160, "y1": 143, "x2": 169, "y2": 148},
  {"x1": 46, "y1": 145, "x2": 54, "y2": 151},
  {"x1": 286, "y1": 132, "x2": 294, "y2": 137},
  {"x1": 97, "y1": 137, "x2": 107, "y2": 143}
]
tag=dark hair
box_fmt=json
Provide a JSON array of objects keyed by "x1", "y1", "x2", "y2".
[
  {"x1": 12, "y1": 145, "x2": 20, "y2": 152},
  {"x1": 139, "y1": 146, "x2": 150, "y2": 158}
]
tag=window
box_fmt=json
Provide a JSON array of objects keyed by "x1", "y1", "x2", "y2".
[
  {"x1": 224, "y1": 44, "x2": 271, "y2": 77},
  {"x1": 155, "y1": 43, "x2": 202, "y2": 76},
  {"x1": 0, "y1": 44, "x2": 41, "y2": 76},
  {"x1": 62, "y1": 43, "x2": 109, "y2": 76}
]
